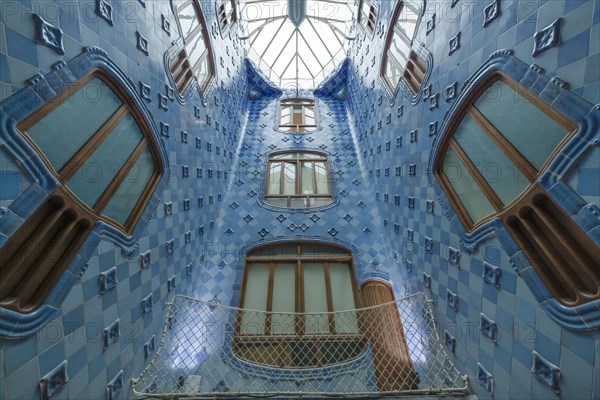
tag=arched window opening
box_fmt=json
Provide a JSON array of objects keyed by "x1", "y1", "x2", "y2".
[
  {"x1": 171, "y1": 0, "x2": 215, "y2": 95},
  {"x1": 381, "y1": 1, "x2": 426, "y2": 96},
  {"x1": 265, "y1": 151, "x2": 332, "y2": 208},
  {"x1": 236, "y1": 243, "x2": 363, "y2": 368},
  {"x1": 278, "y1": 99, "x2": 318, "y2": 133},
  {"x1": 434, "y1": 74, "x2": 598, "y2": 307},
  {"x1": 0, "y1": 73, "x2": 162, "y2": 313}
]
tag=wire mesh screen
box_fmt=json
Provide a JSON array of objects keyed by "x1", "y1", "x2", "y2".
[{"x1": 132, "y1": 292, "x2": 467, "y2": 398}]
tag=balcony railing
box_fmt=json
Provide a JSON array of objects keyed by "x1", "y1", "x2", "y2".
[{"x1": 132, "y1": 292, "x2": 468, "y2": 397}]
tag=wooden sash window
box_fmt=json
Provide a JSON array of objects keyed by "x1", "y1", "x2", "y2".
[
  {"x1": 381, "y1": 1, "x2": 425, "y2": 95},
  {"x1": 278, "y1": 99, "x2": 318, "y2": 133},
  {"x1": 171, "y1": 0, "x2": 214, "y2": 95},
  {"x1": 265, "y1": 151, "x2": 332, "y2": 208},
  {"x1": 235, "y1": 244, "x2": 363, "y2": 368},
  {"x1": 0, "y1": 73, "x2": 162, "y2": 313},
  {"x1": 434, "y1": 74, "x2": 598, "y2": 306}
]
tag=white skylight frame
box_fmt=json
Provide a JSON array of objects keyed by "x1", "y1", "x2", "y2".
[{"x1": 240, "y1": 0, "x2": 355, "y2": 90}]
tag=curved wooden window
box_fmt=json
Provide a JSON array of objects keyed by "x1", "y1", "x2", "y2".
[
  {"x1": 171, "y1": 0, "x2": 214, "y2": 95},
  {"x1": 381, "y1": 1, "x2": 425, "y2": 95},
  {"x1": 0, "y1": 72, "x2": 162, "y2": 313},
  {"x1": 265, "y1": 151, "x2": 332, "y2": 208},
  {"x1": 236, "y1": 243, "x2": 364, "y2": 368},
  {"x1": 278, "y1": 99, "x2": 318, "y2": 133},
  {"x1": 357, "y1": 0, "x2": 377, "y2": 34},
  {"x1": 434, "y1": 74, "x2": 599, "y2": 306}
]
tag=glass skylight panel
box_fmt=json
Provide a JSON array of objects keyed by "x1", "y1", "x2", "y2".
[{"x1": 241, "y1": 0, "x2": 354, "y2": 89}]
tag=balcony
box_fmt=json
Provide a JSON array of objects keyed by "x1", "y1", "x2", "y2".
[{"x1": 132, "y1": 292, "x2": 467, "y2": 397}]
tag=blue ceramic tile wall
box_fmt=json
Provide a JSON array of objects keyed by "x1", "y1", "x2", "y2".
[
  {"x1": 0, "y1": 0, "x2": 599, "y2": 399},
  {"x1": 345, "y1": 0, "x2": 600, "y2": 399},
  {"x1": 0, "y1": 0, "x2": 248, "y2": 398}
]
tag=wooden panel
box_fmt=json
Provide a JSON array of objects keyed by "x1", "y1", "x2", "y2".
[
  {"x1": 502, "y1": 185, "x2": 600, "y2": 307},
  {"x1": 0, "y1": 187, "x2": 95, "y2": 313},
  {"x1": 360, "y1": 280, "x2": 419, "y2": 391}
]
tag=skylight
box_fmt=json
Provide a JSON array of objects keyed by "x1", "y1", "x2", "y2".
[{"x1": 241, "y1": 0, "x2": 354, "y2": 90}]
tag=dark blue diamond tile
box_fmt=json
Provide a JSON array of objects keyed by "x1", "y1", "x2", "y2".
[{"x1": 33, "y1": 14, "x2": 64, "y2": 55}]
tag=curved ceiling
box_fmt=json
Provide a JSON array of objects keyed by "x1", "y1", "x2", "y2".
[{"x1": 241, "y1": 0, "x2": 354, "y2": 90}]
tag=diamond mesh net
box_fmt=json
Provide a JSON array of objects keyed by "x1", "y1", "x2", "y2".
[{"x1": 132, "y1": 292, "x2": 467, "y2": 398}]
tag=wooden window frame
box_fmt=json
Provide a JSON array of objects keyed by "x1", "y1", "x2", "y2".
[
  {"x1": 1, "y1": 71, "x2": 162, "y2": 313},
  {"x1": 235, "y1": 243, "x2": 363, "y2": 368},
  {"x1": 433, "y1": 73, "x2": 600, "y2": 307},
  {"x1": 381, "y1": 1, "x2": 425, "y2": 96},
  {"x1": 264, "y1": 151, "x2": 332, "y2": 208},
  {"x1": 217, "y1": 0, "x2": 237, "y2": 34},
  {"x1": 277, "y1": 99, "x2": 319, "y2": 133},
  {"x1": 433, "y1": 72, "x2": 578, "y2": 231},
  {"x1": 171, "y1": 0, "x2": 215, "y2": 95},
  {"x1": 16, "y1": 70, "x2": 163, "y2": 234},
  {"x1": 357, "y1": 0, "x2": 377, "y2": 35}
]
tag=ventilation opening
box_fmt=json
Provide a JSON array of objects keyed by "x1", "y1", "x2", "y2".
[
  {"x1": 0, "y1": 191, "x2": 94, "y2": 313},
  {"x1": 171, "y1": 50, "x2": 193, "y2": 95},
  {"x1": 403, "y1": 51, "x2": 426, "y2": 94},
  {"x1": 504, "y1": 189, "x2": 600, "y2": 307}
]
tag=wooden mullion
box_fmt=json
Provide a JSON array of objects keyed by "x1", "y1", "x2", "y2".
[
  {"x1": 295, "y1": 160, "x2": 301, "y2": 195},
  {"x1": 297, "y1": 259, "x2": 304, "y2": 336},
  {"x1": 279, "y1": 162, "x2": 284, "y2": 195},
  {"x1": 93, "y1": 139, "x2": 147, "y2": 213},
  {"x1": 324, "y1": 262, "x2": 336, "y2": 334},
  {"x1": 438, "y1": 172, "x2": 476, "y2": 229},
  {"x1": 450, "y1": 140, "x2": 504, "y2": 211},
  {"x1": 58, "y1": 104, "x2": 128, "y2": 182},
  {"x1": 469, "y1": 107, "x2": 538, "y2": 181},
  {"x1": 265, "y1": 262, "x2": 274, "y2": 336}
]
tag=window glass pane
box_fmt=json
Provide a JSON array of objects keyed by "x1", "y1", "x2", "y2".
[
  {"x1": 443, "y1": 147, "x2": 495, "y2": 223},
  {"x1": 384, "y1": 58, "x2": 401, "y2": 91},
  {"x1": 303, "y1": 263, "x2": 329, "y2": 334},
  {"x1": 272, "y1": 153, "x2": 296, "y2": 159},
  {"x1": 388, "y1": 33, "x2": 411, "y2": 70},
  {"x1": 66, "y1": 114, "x2": 143, "y2": 208},
  {"x1": 329, "y1": 263, "x2": 358, "y2": 334},
  {"x1": 271, "y1": 263, "x2": 296, "y2": 334},
  {"x1": 265, "y1": 198, "x2": 288, "y2": 207},
  {"x1": 310, "y1": 197, "x2": 332, "y2": 207},
  {"x1": 454, "y1": 114, "x2": 530, "y2": 205},
  {"x1": 314, "y1": 162, "x2": 329, "y2": 194},
  {"x1": 290, "y1": 197, "x2": 307, "y2": 208},
  {"x1": 283, "y1": 163, "x2": 296, "y2": 194},
  {"x1": 193, "y1": 54, "x2": 211, "y2": 83},
  {"x1": 396, "y1": 3, "x2": 419, "y2": 41},
  {"x1": 304, "y1": 107, "x2": 315, "y2": 119},
  {"x1": 249, "y1": 244, "x2": 297, "y2": 258},
  {"x1": 360, "y1": 0, "x2": 371, "y2": 26},
  {"x1": 177, "y1": 1, "x2": 200, "y2": 39},
  {"x1": 301, "y1": 245, "x2": 348, "y2": 256},
  {"x1": 26, "y1": 78, "x2": 122, "y2": 171},
  {"x1": 241, "y1": 263, "x2": 269, "y2": 334},
  {"x1": 475, "y1": 80, "x2": 570, "y2": 170},
  {"x1": 301, "y1": 162, "x2": 314, "y2": 194},
  {"x1": 102, "y1": 146, "x2": 154, "y2": 225},
  {"x1": 268, "y1": 163, "x2": 281, "y2": 194}
]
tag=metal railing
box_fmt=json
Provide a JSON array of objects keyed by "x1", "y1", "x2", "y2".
[{"x1": 132, "y1": 292, "x2": 468, "y2": 398}]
